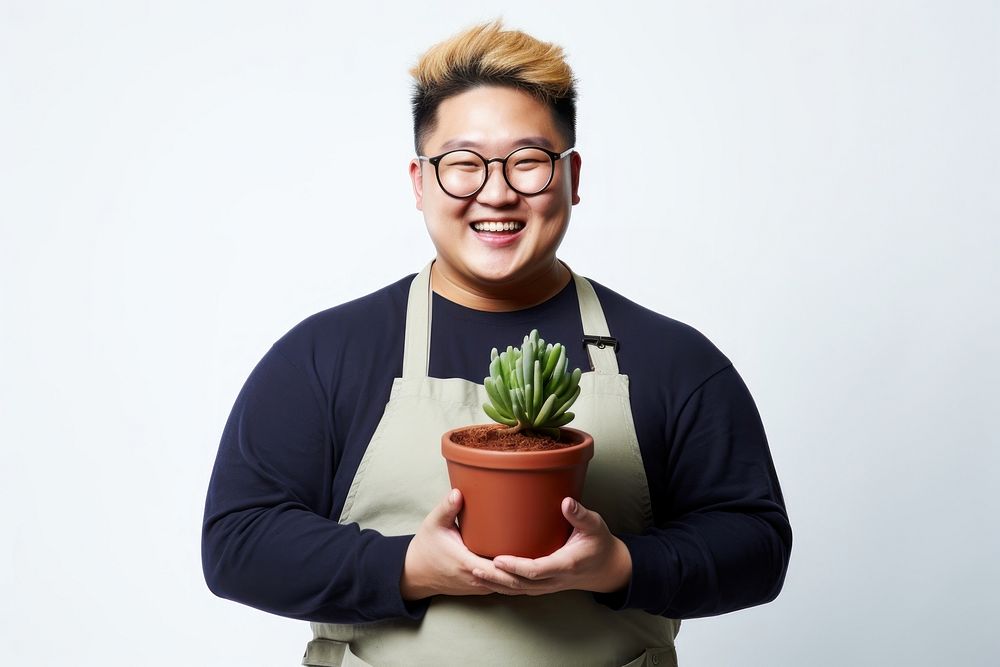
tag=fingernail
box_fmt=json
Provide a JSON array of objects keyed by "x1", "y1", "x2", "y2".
[
  {"x1": 568, "y1": 498, "x2": 578, "y2": 513},
  {"x1": 449, "y1": 489, "x2": 459, "y2": 504}
]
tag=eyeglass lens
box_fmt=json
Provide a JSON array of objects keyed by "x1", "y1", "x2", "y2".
[{"x1": 437, "y1": 147, "x2": 554, "y2": 197}]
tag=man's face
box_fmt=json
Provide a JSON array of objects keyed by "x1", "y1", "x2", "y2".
[{"x1": 409, "y1": 85, "x2": 581, "y2": 293}]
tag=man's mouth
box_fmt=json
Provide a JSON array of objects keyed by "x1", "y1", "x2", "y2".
[{"x1": 470, "y1": 221, "x2": 526, "y2": 233}]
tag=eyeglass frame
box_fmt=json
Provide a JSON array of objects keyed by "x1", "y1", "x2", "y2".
[{"x1": 417, "y1": 146, "x2": 576, "y2": 199}]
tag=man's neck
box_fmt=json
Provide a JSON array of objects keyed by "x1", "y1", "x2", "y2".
[{"x1": 430, "y1": 260, "x2": 571, "y2": 312}]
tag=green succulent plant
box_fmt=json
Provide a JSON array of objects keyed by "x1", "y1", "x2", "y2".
[{"x1": 483, "y1": 329, "x2": 583, "y2": 438}]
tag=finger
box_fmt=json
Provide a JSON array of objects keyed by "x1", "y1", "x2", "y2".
[
  {"x1": 471, "y1": 566, "x2": 540, "y2": 596},
  {"x1": 474, "y1": 579, "x2": 530, "y2": 596},
  {"x1": 464, "y1": 551, "x2": 502, "y2": 574},
  {"x1": 472, "y1": 564, "x2": 530, "y2": 589},
  {"x1": 475, "y1": 570, "x2": 559, "y2": 597},
  {"x1": 429, "y1": 489, "x2": 462, "y2": 527},
  {"x1": 562, "y1": 497, "x2": 602, "y2": 533},
  {"x1": 491, "y1": 555, "x2": 560, "y2": 581}
]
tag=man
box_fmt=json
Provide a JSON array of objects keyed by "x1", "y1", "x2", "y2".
[{"x1": 202, "y1": 20, "x2": 791, "y2": 667}]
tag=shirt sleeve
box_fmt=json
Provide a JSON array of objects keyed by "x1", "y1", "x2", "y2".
[
  {"x1": 594, "y1": 364, "x2": 792, "y2": 618},
  {"x1": 201, "y1": 344, "x2": 430, "y2": 623}
]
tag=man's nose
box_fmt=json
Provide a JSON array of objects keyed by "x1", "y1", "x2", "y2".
[{"x1": 476, "y1": 161, "x2": 519, "y2": 206}]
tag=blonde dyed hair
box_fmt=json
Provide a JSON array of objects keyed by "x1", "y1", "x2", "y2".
[{"x1": 409, "y1": 20, "x2": 577, "y2": 152}]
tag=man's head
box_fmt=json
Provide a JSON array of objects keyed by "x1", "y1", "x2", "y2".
[
  {"x1": 408, "y1": 21, "x2": 581, "y2": 306},
  {"x1": 410, "y1": 20, "x2": 576, "y2": 157}
]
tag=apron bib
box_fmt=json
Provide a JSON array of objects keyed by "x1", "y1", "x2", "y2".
[{"x1": 303, "y1": 262, "x2": 680, "y2": 667}]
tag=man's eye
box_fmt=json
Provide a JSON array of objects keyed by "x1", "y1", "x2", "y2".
[{"x1": 514, "y1": 160, "x2": 544, "y2": 169}]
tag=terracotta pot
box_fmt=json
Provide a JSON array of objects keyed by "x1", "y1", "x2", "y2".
[{"x1": 441, "y1": 425, "x2": 594, "y2": 558}]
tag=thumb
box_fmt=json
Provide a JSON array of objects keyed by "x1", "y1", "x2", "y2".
[
  {"x1": 430, "y1": 488, "x2": 462, "y2": 527},
  {"x1": 562, "y1": 497, "x2": 602, "y2": 533}
]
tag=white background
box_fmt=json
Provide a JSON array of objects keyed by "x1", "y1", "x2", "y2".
[{"x1": 2, "y1": 1, "x2": 998, "y2": 665}]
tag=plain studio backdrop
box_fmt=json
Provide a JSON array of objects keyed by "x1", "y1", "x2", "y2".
[{"x1": 2, "y1": 1, "x2": 998, "y2": 665}]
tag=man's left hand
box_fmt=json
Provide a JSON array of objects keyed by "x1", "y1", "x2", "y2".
[{"x1": 472, "y1": 497, "x2": 632, "y2": 596}]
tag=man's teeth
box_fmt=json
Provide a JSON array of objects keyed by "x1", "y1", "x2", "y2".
[{"x1": 472, "y1": 221, "x2": 525, "y2": 232}]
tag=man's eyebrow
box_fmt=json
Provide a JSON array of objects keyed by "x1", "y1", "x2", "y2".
[{"x1": 438, "y1": 136, "x2": 556, "y2": 152}]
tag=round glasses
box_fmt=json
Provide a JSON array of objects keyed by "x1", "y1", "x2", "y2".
[{"x1": 417, "y1": 146, "x2": 575, "y2": 199}]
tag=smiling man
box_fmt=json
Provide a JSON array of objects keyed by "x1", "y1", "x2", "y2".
[{"x1": 202, "y1": 21, "x2": 792, "y2": 667}]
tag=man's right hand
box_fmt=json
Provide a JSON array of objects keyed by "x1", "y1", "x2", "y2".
[{"x1": 400, "y1": 489, "x2": 503, "y2": 600}]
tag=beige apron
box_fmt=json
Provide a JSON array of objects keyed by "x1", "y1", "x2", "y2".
[{"x1": 302, "y1": 262, "x2": 680, "y2": 667}]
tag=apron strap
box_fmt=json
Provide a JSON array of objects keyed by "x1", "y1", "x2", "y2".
[
  {"x1": 402, "y1": 260, "x2": 619, "y2": 378},
  {"x1": 570, "y1": 268, "x2": 620, "y2": 375},
  {"x1": 401, "y1": 261, "x2": 434, "y2": 379}
]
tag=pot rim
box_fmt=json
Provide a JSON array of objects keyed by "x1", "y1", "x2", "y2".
[{"x1": 441, "y1": 424, "x2": 594, "y2": 470}]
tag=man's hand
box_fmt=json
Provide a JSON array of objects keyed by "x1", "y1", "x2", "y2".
[
  {"x1": 472, "y1": 497, "x2": 633, "y2": 596},
  {"x1": 400, "y1": 489, "x2": 510, "y2": 600}
]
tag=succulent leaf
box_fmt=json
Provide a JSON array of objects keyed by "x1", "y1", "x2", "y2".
[
  {"x1": 542, "y1": 343, "x2": 560, "y2": 381},
  {"x1": 533, "y1": 393, "x2": 557, "y2": 426},
  {"x1": 559, "y1": 368, "x2": 583, "y2": 399},
  {"x1": 483, "y1": 402, "x2": 517, "y2": 426},
  {"x1": 485, "y1": 377, "x2": 511, "y2": 414},
  {"x1": 514, "y1": 387, "x2": 527, "y2": 417},
  {"x1": 510, "y1": 389, "x2": 527, "y2": 422},
  {"x1": 551, "y1": 369, "x2": 570, "y2": 396},
  {"x1": 521, "y1": 348, "x2": 532, "y2": 389},
  {"x1": 551, "y1": 385, "x2": 581, "y2": 420},
  {"x1": 493, "y1": 375, "x2": 512, "y2": 411},
  {"x1": 532, "y1": 360, "x2": 543, "y2": 412},
  {"x1": 549, "y1": 412, "x2": 575, "y2": 428}
]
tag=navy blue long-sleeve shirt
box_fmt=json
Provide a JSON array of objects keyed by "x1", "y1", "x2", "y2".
[{"x1": 202, "y1": 272, "x2": 791, "y2": 623}]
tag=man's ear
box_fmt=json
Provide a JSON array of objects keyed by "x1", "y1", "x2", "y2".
[
  {"x1": 409, "y1": 159, "x2": 424, "y2": 211},
  {"x1": 570, "y1": 151, "x2": 582, "y2": 205}
]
